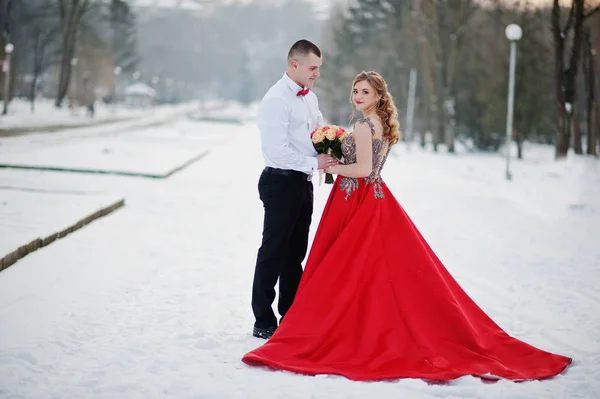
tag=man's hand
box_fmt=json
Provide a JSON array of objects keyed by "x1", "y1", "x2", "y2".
[{"x1": 317, "y1": 154, "x2": 341, "y2": 170}]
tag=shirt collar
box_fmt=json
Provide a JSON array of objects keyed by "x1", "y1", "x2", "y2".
[{"x1": 283, "y1": 72, "x2": 305, "y2": 94}]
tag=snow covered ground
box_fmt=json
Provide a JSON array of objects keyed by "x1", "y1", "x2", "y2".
[
  {"x1": 0, "y1": 123, "x2": 211, "y2": 177},
  {"x1": 0, "y1": 97, "x2": 255, "y2": 137},
  {"x1": 0, "y1": 115, "x2": 599, "y2": 398},
  {"x1": 0, "y1": 188, "x2": 122, "y2": 265},
  {"x1": 0, "y1": 98, "x2": 157, "y2": 131}
]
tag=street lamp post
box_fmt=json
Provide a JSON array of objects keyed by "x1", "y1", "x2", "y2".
[
  {"x1": 504, "y1": 24, "x2": 522, "y2": 181},
  {"x1": 2, "y1": 42, "x2": 14, "y2": 115}
]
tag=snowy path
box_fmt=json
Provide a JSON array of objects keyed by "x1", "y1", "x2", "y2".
[
  {"x1": 0, "y1": 99, "x2": 195, "y2": 134},
  {"x1": 0, "y1": 118, "x2": 598, "y2": 398}
]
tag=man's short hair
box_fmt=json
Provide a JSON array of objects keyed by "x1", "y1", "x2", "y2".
[{"x1": 287, "y1": 40, "x2": 321, "y2": 63}]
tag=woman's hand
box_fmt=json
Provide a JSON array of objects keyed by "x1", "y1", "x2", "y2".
[
  {"x1": 325, "y1": 164, "x2": 339, "y2": 174},
  {"x1": 317, "y1": 154, "x2": 340, "y2": 170}
]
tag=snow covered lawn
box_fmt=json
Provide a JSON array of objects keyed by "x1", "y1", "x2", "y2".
[
  {"x1": 0, "y1": 117, "x2": 598, "y2": 398},
  {"x1": 0, "y1": 98, "x2": 199, "y2": 136}
]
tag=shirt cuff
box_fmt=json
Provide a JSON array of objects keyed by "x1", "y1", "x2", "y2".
[{"x1": 308, "y1": 156, "x2": 319, "y2": 173}]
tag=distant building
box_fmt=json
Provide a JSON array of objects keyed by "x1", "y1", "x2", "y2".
[{"x1": 124, "y1": 83, "x2": 156, "y2": 107}]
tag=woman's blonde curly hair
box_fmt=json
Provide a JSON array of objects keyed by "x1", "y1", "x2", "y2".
[{"x1": 349, "y1": 71, "x2": 401, "y2": 145}]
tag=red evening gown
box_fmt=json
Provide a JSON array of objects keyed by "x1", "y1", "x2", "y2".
[{"x1": 242, "y1": 118, "x2": 572, "y2": 381}]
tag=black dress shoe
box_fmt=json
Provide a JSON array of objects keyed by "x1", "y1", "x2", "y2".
[{"x1": 253, "y1": 326, "x2": 277, "y2": 339}]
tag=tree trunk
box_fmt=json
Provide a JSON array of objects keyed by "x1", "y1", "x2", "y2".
[
  {"x1": 445, "y1": 94, "x2": 456, "y2": 153},
  {"x1": 434, "y1": 47, "x2": 447, "y2": 153},
  {"x1": 433, "y1": 95, "x2": 444, "y2": 152},
  {"x1": 0, "y1": 42, "x2": 4, "y2": 102},
  {"x1": 552, "y1": 1, "x2": 568, "y2": 158},
  {"x1": 515, "y1": 131, "x2": 523, "y2": 159},
  {"x1": 30, "y1": 76, "x2": 37, "y2": 112},
  {"x1": 30, "y1": 30, "x2": 41, "y2": 112},
  {"x1": 55, "y1": 0, "x2": 88, "y2": 107},
  {"x1": 420, "y1": 101, "x2": 428, "y2": 149},
  {"x1": 552, "y1": 0, "x2": 587, "y2": 159},
  {"x1": 437, "y1": 7, "x2": 454, "y2": 154},
  {"x1": 573, "y1": 107, "x2": 583, "y2": 154},
  {"x1": 584, "y1": 28, "x2": 597, "y2": 155},
  {"x1": 596, "y1": 104, "x2": 600, "y2": 155},
  {"x1": 446, "y1": 125, "x2": 455, "y2": 152},
  {"x1": 55, "y1": 33, "x2": 76, "y2": 107}
]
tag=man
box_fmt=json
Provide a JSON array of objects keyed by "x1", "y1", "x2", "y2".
[{"x1": 251, "y1": 39, "x2": 338, "y2": 339}]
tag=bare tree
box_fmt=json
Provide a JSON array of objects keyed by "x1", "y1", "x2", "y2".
[
  {"x1": 551, "y1": 0, "x2": 599, "y2": 159},
  {"x1": 0, "y1": 0, "x2": 12, "y2": 110},
  {"x1": 13, "y1": 0, "x2": 61, "y2": 111},
  {"x1": 109, "y1": 0, "x2": 139, "y2": 73},
  {"x1": 582, "y1": 26, "x2": 596, "y2": 155},
  {"x1": 29, "y1": 24, "x2": 59, "y2": 111},
  {"x1": 416, "y1": 0, "x2": 477, "y2": 153},
  {"x1": 55, "y1": 0, "x2": 94, "y2": 107},
  {"x1": 594, "y1": 11, "x2": 600, "y2": 155}
]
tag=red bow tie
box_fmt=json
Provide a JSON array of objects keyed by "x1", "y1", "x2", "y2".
[{"x1": 297, "y1": 87, "x2": 310, "y2": 97}]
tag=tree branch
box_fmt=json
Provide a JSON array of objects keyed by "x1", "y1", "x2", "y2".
[
  {"x1": 563, "y1": 0, "x2": 576, "y2": 34},
  {"x1": 41, "y1": 24, "x2": 60, "y2": 48},
  {"x1": 552, "y1": 0, "x2": 563, "y2": 42},
  {"x1": 59, "y1": 0, "x2": 66, "y2": 24}
]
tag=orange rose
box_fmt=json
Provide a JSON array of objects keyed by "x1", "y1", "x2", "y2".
[
  {"x1": 311, "y1": 129, "x2": 325, "y2": 144},
  {"x1": 325, "y1": 128, "x2": 336, "y2": 140}
]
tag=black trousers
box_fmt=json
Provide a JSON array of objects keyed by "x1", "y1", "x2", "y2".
[{"x1": 252, "y1": 167, "x2": 314, "y2": 329}]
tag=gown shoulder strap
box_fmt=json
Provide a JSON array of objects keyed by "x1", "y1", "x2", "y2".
[{"x1": 356, "y1": 117, "x2": 376, "y2": 135}]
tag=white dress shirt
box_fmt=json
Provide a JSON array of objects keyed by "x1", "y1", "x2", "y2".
[{"x1": 257, "y1": 72, "x2": 324, "y2": 175}]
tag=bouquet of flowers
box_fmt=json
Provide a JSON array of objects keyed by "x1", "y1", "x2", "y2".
[{"x1": 311, "y1": 125, "x2": 348, "y2": 184}]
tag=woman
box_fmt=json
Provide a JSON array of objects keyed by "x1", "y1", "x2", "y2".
[{"x1": 242, "y1": 71, "x2": 572, "y2": 382}]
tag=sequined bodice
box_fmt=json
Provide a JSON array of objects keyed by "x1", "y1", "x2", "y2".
[{"x1": 339, "y1": 117, "x2": 391, "y2": 200}]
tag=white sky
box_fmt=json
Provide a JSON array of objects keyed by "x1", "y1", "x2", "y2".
[
  {"x1": 132, "y1": 0, "x2": 333, "y2": 15},
  {"x1": 131, "y1": 0, "x2": 596, "y2": 17}
]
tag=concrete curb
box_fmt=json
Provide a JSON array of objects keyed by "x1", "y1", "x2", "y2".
[
  {"x1": 0, "y1": 198, "x2": 126, "y2": 272},
  {"x1": 0, "y1": 116, "x2": 139, "y2": 137},
  {"x1": 0, "y1": 150, "x2": 210, "y2": 179},
  {"x1": 0, "y1": 103, "x2": 199, "y2": 137}
]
